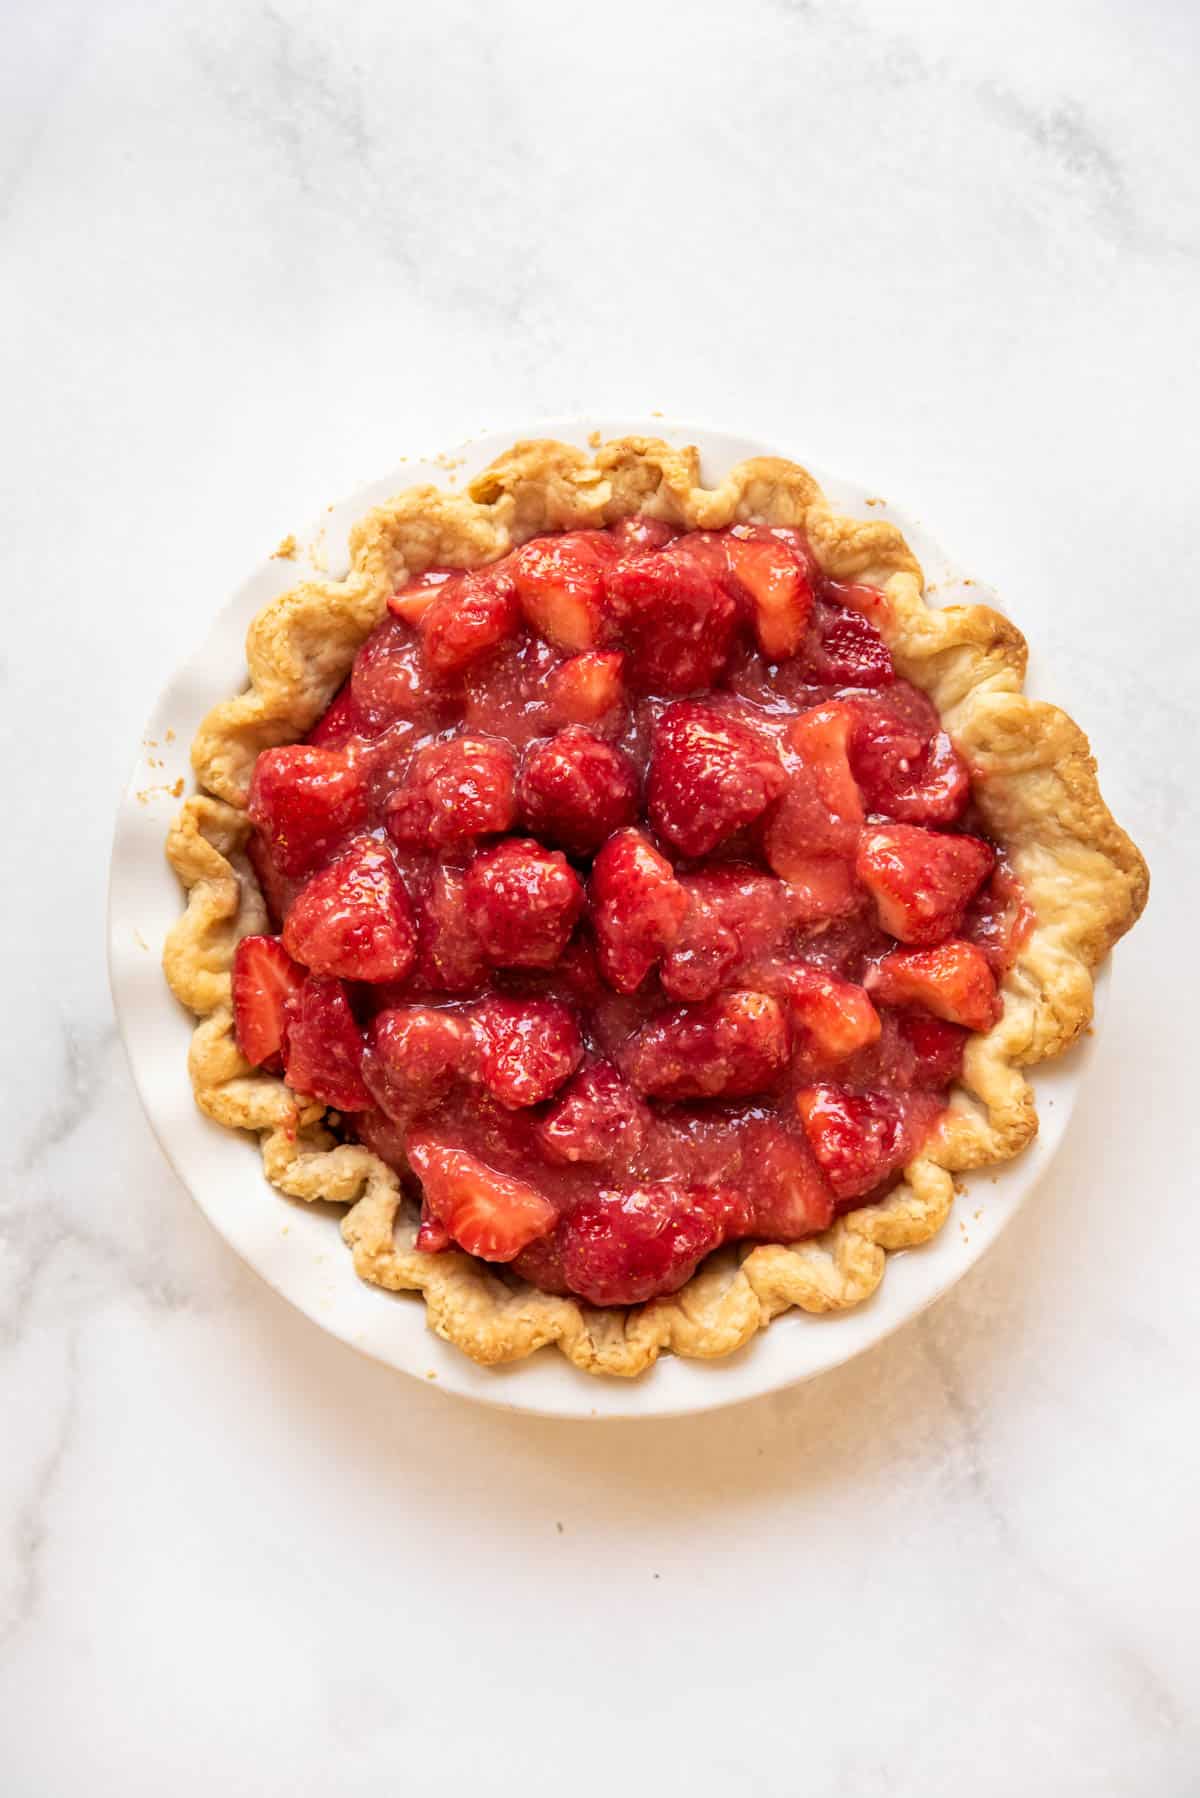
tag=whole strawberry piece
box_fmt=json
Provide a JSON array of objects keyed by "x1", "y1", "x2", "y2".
[
  {"x1": 468, "y1": 995, "x2": 583, "y2": 1108},
  {"x1": 605, "y1": 549, "x2": 737, "y2": 693},
  {"x1": 620, "y1": 991, "x2": 789, "y2": 1101},
  {"x1": 519, "y1": 727, "x2": 640, "y2": 855},
  {"x1": 284, "y1": 837, "x2": 418, "y2": 983},
  {"x1": 247, "y1": 744, "x2": 367, "y2": 879},
  {"x1": 589, "y1": 829, "x2": 687, "y2": 993},
  {"x1": 557, "y1": 1184, "x2": 745, "y2": 1306},
  {"x1": 647, "y1": 701, "x2": 786, "y2": 858},
  {"x1": 464, "y1": 838, "x2": 585, "y2": 969},
  {"x1": 385, "y1": 735, "x2": 517, "y2": 848}
]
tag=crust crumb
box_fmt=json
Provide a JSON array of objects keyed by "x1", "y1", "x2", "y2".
[{"x1": 272, "y1": 534, "x2": 298, "y2": 561}]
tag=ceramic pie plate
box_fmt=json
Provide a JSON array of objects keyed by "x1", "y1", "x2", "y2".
[{"x1": 107, "y1": 417, "x2": 1104, "y2": 1420}]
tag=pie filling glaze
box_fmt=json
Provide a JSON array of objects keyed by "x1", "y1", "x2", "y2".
[
  {"x1": 232, "y1": 520, "x2": 1026, "y2": 1308},
  {"x1": 163, "y1": 438, "x2": 1147, "y2": 1375}
]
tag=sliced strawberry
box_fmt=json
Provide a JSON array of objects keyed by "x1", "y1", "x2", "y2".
[
  {"x1": 469, "y1": 995, "x2": 583, "y2": 1108},
  {"x1": 384, "y1": 735, "x2": 517, "y2": 848},
  {"x1": 232, "y1": 935, "x2": 306, "y2": 1069},
  {"x1": 417, "y1": 864, "x2": 489, "y2": 992},
  {"x1": 779, "y1": 962, "x2": 881, "y2": 1060},
  {"x1": 420, "y1": 567, "x2": 520, "y2": 676},
  {"x1": 464, "y1": 838, "x2": 585, "y2": 969},
  {"x1": 795, "y1": 1084, "x2": 932, "y2": 1203},
  {"x1": 283, "y1": 836, "x2": 417, "y2": 983},
  {"x1": 518, "y1": 727, "x2": 640, "y2": 854},
  {"x1": 620, "y1": 991, "x2": 789, "y2": 1101},
  {"x1": 647, "y1": 700, "x2": 787, "y2": 858},
  {"x1": 281, "y1": 975, "x2": 371, "y2": 1111},
  {"x1": 739, "y1": 1118, "x2": 836, "y2": 1239},
  {"x1": 536, "y1": 1061, "x2": 646, "y2": 1165},
  {"x1": 305, "y1": 681, "x2": 371, "y2": 750},
  {"x1": 605, "y1": 550, "x2": 738, "y2": 693},
  {"x1": 556, "y1": 1183, "x2": 745, "y2": 1306},
  {"x1": 897, "y1": 1011, "x2": 968, "y2": 1088},
  {"x1": 406, "y1": 1135, "x2": 557, "y2": 1262},
  {"x1": 548, "y1": 650, "x2": 626, "y2": 726},
  {"x1": 362, "y1": 1006, "x2": 470, "y2": 1120},
  {"x1": 387, "y1": 567, "x2": 459, "y2": 625},
  {"x1": 724, "y1": 527, "x2": 816, "y2": 658},
  {"x1": 868, "y1": 940, "x2": 1001, "y2": 1032},
  {"x1": 856, "y1": 824, "x2": 995, "y2": 946},
  {"x1": 589, "y1": 829, "x2": 687, "y2": 993},
  {"x1": 511, "y1": 532, "x2": 611, "y2": 650},
  {"x1": 805, "y1": 593, "x2": 894, "y2": 686},
  {"x1": 247, "y1": 744, "x2": 368, "y2": 879}
]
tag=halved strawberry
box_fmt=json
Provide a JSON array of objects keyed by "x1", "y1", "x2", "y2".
[
  {"x1": 868, "y1": 940, "x2": 1001, "y2": 1032},
  {"x1": 283, "y1": 837, "x2": 417, "y2": 983},
  {"x1": 247, "y1": 744, "x2": 368, "y2": 879},
  {"x1": 511, "y1": 532, "x2": 611, "y2": 650},
  {"x1": 724, "y1": 528, "x2": 816, "y2": 658},
  {"x1": 548, "y1": 650, "x2": 626, "y2": 725},
  {"x1": 232, "y1": 935, "x2": 306, "y2": 1069},
  {"x1": 739, "y1": 1118, "x2": 836, "y2": 1239},
  {"x1": 779, "y1": 962, "x2": 881, "y2": 1060},
  {"x1": 762, "y1": 704, "x2": 866, "y2": 919},
  {"x1": 405, "y1": 1135, "x2": 557, "y2": 1262},
  {"x1": 420, "y1": 567, "x2": 521, "y2": 675},
  {"x1": 856, "y1": 824, "x2": 995, "y2": 946},
  {"x1": 281, "y1": 975, "x2": 371, "y2": 1111},
  {"x1": 589, "y1": 829, "x2": 688, "y2": 993},
  {"x1": 387, "y1": 567, "x2": 459, "y2": 625},
  {"x1": 795, "y1": 1084, "x2": 927, "y2": 1202}
]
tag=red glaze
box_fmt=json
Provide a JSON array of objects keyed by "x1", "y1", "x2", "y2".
[{"x1": 245, "y1": 518, "x2": 1022, "y2": 1308}]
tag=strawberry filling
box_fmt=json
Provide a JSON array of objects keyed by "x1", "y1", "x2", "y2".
[{"x1": 235, "y1": 519, "x2": 1025, "y2": 1306}]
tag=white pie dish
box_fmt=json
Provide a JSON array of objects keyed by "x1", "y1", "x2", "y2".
[{"x1": 107, "y1": 416, "x2": 1103, "y2": 1420}]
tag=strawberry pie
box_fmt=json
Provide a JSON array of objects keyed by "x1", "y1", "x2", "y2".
[{"x1": 164, "y1": 436, "x2": 1147, "y2": 1377}]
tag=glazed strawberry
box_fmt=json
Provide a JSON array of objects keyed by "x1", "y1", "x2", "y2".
[
  {"x1": 406, "y1": 1135, "x2": 557, "y2": 1261},
  {"x1": 537, "y1": 1060, "x2": 646, "y2": 1165},
  {"x1": 352, "y1": 1104, "x2": 411, "y2": 1171},
  {"x1": 589, "y1": 828, "x2": 687, "y2": 992},
  {"x1": 352, "y1": 617, "x2": 453, "y2": 728},
  {"x1": 856, "y1": 823, "x2": 995, "y2": 945},
  {"x1": 868, "y1": 940, "x2": 1001, "y2": 1032},
  {"x1": 806, "y1": 593, "x2": 894, "y2": 686},
  {"x1": 608, "y1": 515, "x2": 678, "y2": 554},
  {"x1": 724, "y1": 527, "x2": 816, "y2": 658},
  {"x1": 518, "y1": 727, "x2": 640, "y2": 855},
  {"x1": 283, "y1": 837, "x2": 417, "y2": 983},
  {"x1": 961, "y1": 864, "x2": 1031, "y2": 974},
  {"x1": 847, "y1": 689, "x2": 969, "y2": 825},
  {"x1": 469, "y1": 995, "x2": 583, "y2": 1108},
  {"x1": 417, "y1": 864, "x2": 488, "y2": 992},
  {"x1": 281, "y1": 974, "x2": 371, "y2": 1111},
  {"x1": 247, "y1": 745, "x2": 368, "y2": 879},
  {"x1": 464, "y1": 838, "x2": 585, "y2": 968},
  {"x1": 548, "y1": 650, "x2": 626, "y2": 725},
  {"x1": 605, "y1": 550, "x2": 738, "y2": 693},
  {"x1": 660, "y1": 866, "x2": 795, "y2": 1001},
  {"x1": 362, "y1": 1006, "x2": 470, "y2": 1120},
  {"x1": 620, "y1": 991, "x2": 789, "y2": 1100},
  {"x1": 556, "y1": 1184, "x2": 746, "y2": 1306},
  {"x1": 898, "y1": 1011, "x2": 968, "y2": 1088},
  {"x1": 387, "y1": 567, "x2": 458, "y2": 625},
  {"x1": 246, "y1": 832, "x2": 301, "y2": 929},
  {"x1": 511, "y1": 532, "x2": 611, "y2": 650},
  {"x1": 646, "y1": 701, "x2": 787, "y2": 858},
  {"x1": 232, "y1": 934, "x2": 306, "y2": 1070},
  {"x1": 739, "y1": 1118, "x2": 836, "y2": 1239},
  {"x1": 305, "y1": 680, "x2": 370, "y2": 750},
  {"x1": 795, "y1": 1084, "x2": 928, "y2": 1202},
  {"x1": 384, "y1": 735, "x2": 517, "y2": 847},
  {"x1": 779, "y1": 962, "x2": 881, "y2": 1060},
  {"x1": 421, "y1": 567, "x2": 521, "y2": 676},
  {"x1": 761, "y1": 704, "x2": 865, "y2": 918}
]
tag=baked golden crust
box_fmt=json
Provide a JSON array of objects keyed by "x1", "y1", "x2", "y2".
[{"x1": 164, "y1": 437, "x2": 1149, "y2": 1376}]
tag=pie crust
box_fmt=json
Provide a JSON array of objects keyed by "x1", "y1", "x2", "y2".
[{"x1": 162, "y1": 437, "x2": 1148, "y2": 1376}]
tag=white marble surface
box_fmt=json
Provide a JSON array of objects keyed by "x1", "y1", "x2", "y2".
[{"x1": 3, "y1": 1, "x2": 1198, "y2": 1790}]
